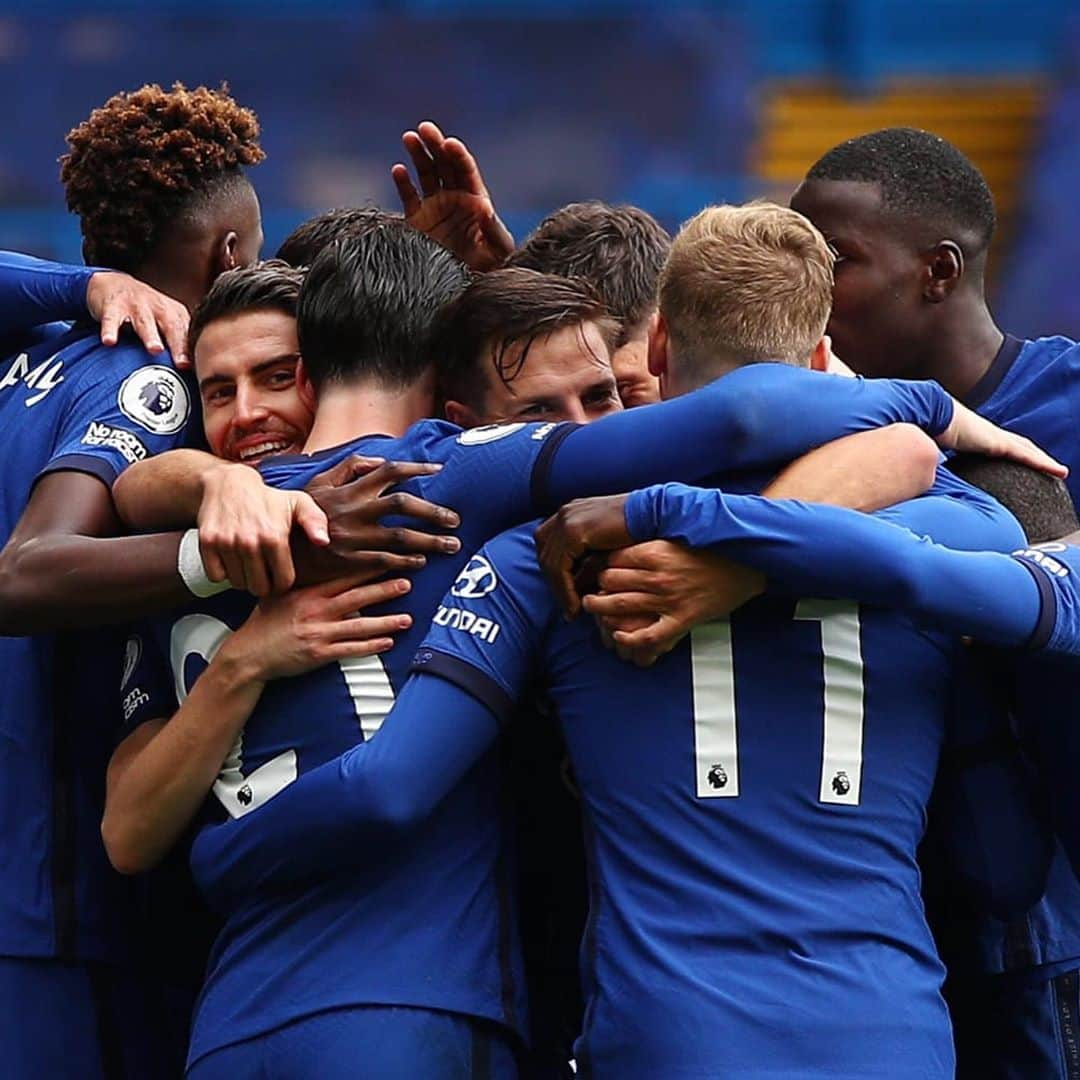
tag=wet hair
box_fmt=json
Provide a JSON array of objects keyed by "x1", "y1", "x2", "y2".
[
  {"x1": 507, "y1": 201, "x2": 670, "y2": 341},
  {"x1": 946, "y1": 455, "x2": 1078, "y2": 544},
  {"x1": 433, "y1": 267, "x2": 620, "y2": 408},
  {"x1": 805, "y1": 128, "x2": 996, "y2": 250},
  {"x1": 61, "y1": 83, "x2": 264, "y2": 271},
  {"x1": 275, "y1": 206, "x2": 403, "y2": 267},
  {"x1": 298, "y1": 222, "x2": 469, "y2": 390},
  {"x1": 188, "y1": 260, "x2": 303, "y2": 358}
]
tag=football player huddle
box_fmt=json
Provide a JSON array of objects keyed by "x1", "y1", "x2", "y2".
[{"x1": 3, "y1": 82, "x2": 1080, "y2": 1080}]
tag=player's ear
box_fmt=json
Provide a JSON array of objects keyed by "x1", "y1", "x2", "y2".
[
  {"x1": 217, "y1": 230, "x2": 241, "y2": 275},
  {"x1": 923, "y1": 241, "x2": 963, "y2": 303},
  {"x1": 809, "y1": 337, "x2": 830, "y2": 372},
  {"x1": 296, "y1": 357, "x2": 317, "y2": 411},
  {"x1": 444, "y1": 399, "x2": 482, "y2": 428},
  {"x1": 647, "y1": 313, "x2": 669, "y2": 380}
]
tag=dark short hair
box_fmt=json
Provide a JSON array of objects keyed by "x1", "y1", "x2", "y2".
[
  {"x1": 507, "y1": 201, "x2": 670, "y2": 341},
  {"x1": 433, "y1": 267, "x2": 620, "y2": 408},
  {"x1": 61, "y1": 83, "x2": 264, "y2": 271},
  {"x1": 947, "y1": 455, "x2": 1079, "y2": 544},
  {"x1": 806, "y1": 128, "x2": 996, "y2": 250},
  {"x1": 298, "y1": 223, "x2": 470, "y2": 390},
  {"x1": 276, "y1": 206, "x2": 403, "y2": 267},
  {"x1": 188, "y1": 260, "x2": 303, "y2": 359}
]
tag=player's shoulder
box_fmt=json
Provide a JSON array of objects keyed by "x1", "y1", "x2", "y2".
[
  {"x1": 1018, "y1": 335, "x2": 1080, "y2": 369},
  {"x1": 455, "y1": 521, "x2": 547, "y2": 607}
]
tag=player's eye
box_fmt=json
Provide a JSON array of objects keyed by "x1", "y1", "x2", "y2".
[
  {"x1": 203, "y1": 387, "x2": 234, "y2": 406},
  {"x1": 518, "y1": 402, "x2": 550, "y2": 418},
  {"x1": 266, "y1": 368, "x2": 296, "y2": 388}
]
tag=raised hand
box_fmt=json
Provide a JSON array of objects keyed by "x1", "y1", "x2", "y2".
[
  {"x1": 392, "y1": 120, "x2": 514, "y2": 271},
  {"x1": 86, "y1": 271, "x2": 190, "y2": 366}
]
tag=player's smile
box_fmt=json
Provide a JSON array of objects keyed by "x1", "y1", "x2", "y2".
[{"x1": 229, "y1": 425, "x2": 305, "y2": 465}]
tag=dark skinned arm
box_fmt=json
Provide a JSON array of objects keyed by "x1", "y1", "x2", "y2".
[{"x1": 0, "y1": 471, "x2": 190, "y2": 635}]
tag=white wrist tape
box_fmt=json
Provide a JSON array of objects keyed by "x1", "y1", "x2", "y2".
[{"x1": 178, "y1": 528, "x2": 231, "y2": 598}]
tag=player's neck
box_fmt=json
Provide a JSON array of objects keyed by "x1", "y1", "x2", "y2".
[
  {"x1": 134, "y1": 256, "x2": 204, "y2": 316},
  {"x1": 303, "y1": 376, "x2": 435, "y2": 453},
  {"x1": 918, "y1": 300, "x2": 1004, "y2": 401}
]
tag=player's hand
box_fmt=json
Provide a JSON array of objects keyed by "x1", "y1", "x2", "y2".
[
  {"x1": 584, "y1": 542, "x2": 765, "y2": 667},
  {"x1": 293, "y1": 456, "x2": 461, "y2": 586},
  {"x1": 392, "y1": 120, "x2": 514, "y2": 271},
  {"x1": 198, "y1": 463, "x2": 329, "y2": 597},
  {"x1": 224, "y1": 574, "x2": 414, "y2": 681},
  {"x1": 85, "y1": 271, "x2": 190, "y2": 367},
  {"x1": 938, "y1": 401, "x2": 1068, "y2": 478},
  {"x1": 535, "y1": 494, "x2": 635, "y2": 618}
]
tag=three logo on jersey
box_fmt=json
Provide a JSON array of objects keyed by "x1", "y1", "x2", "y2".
[{"x1": 436, "y1": 555, "x2": 502, "y2": 645}]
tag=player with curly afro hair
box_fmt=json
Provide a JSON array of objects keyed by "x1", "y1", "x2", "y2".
[{"x1": 61, "y1": 83, "x2": 266, "y2": 311}]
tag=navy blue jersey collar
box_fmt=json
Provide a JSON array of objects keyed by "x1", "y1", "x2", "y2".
[
  {"x1": 964, "y1": 333, "x2": 1024, "y2": 410},
  {"x1": 257, "y1": 432, "x2": 397, "y2": 473}
]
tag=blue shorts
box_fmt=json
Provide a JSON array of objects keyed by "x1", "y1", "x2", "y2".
[
  {"x1": 187, "y1": 1005, "x2": 518, "y2": 1079},
  {"x1": 0, "y1": 955, "x2": 163, "y2": 1079},
  {"x1": 951, "y1": 964, "x2": 1080, "y2": 1079}
]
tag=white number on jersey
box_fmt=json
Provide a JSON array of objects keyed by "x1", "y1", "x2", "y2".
[
  {"x1": 692, "y1": 601, "x2": 865, "y2": 806},
  {"x1": 169, "y1": 614, "x2": 396, "y2": 818}
]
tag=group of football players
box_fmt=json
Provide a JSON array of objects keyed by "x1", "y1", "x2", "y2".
[{"x1": 4, "y1": 80, "x2": 1080, "y2": 1079}]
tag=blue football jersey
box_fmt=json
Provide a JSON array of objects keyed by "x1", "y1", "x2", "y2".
[
  {"x1": 968, "y1": 334, "x2": 1080, "y2": 505},
  {"x1": 412, "y1": 498, "x2": 1025, "y2": 1077},
  {"x1": 953, "y1": 331, "x2": 1080, "y2": 978},
  {"x1": 0, "y1": 325, "x2": 189, "y2": 963},
  {"x1": 124, "y1": 365, "x2": 965, "y2": 1066}
]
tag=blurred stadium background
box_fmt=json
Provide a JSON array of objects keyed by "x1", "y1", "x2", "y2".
[{"x1": 1, "y1": 0, "x2": 1078, "y2": 338}]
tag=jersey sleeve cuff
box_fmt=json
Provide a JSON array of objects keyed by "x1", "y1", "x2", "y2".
[
  {"x1": 37, "y1": 452, "x2": 120, "y2": 490},
  {"x1": 409, "y1": 648, "x2": 517, "y2": 727},
  {"x1": 1013, "y1": 556, "x2": 1058, "y2": 651},
  {"x1": 529, "y1": 422, "x2": 582, "y2": 514}
]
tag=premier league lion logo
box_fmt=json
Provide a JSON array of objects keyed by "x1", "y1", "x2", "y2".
[
  {"x1": 237, "y1": 783, "x2": 253, "y2": 807},
  {"x1": 707, "y1": 763, "x2": 728, "y2": 789},
  {"x1": 119, "y1": 365, "x2": 189, "y2": 435},
  {"x1": 138, "y1": 376, "x2": 176, "y2": 418},
  {"x1": 831, "y1": 770, "x2": 851, "y2": 796}
]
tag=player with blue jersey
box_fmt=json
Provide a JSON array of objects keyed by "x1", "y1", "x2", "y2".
[
  {"x1": 142, "y1": 204, "x2": 1058, "y2": 1079},
  {"x1": 0, "y1": 85, "x2": 272, "y2": 1078},
  {"x1": 788, "y1": 127, "x2": 1080, "y2": 1079}
]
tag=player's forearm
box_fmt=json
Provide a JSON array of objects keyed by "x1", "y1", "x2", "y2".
[
  {"x1": 624, "y1": 483, "x2": 1043, "y2": 646},
  {"x1": 191, "y1": 673, "x2": 499, "y2": 909},
  {"x1": 763, "y1": 425, "x2": 941, "y2": 511},
  {"x1": 112, "y1": 449, "x2": 226, "y2": 530},
  {"x1": 0, "y1": 531, "x2": 191, "y2": 634},
  {"x1": 0, "y1": 251, "x2": 95, "y2": 331},
  {"x1": 543, "y1": 364, "x2": 954, "y2": 508},
  {"x1": 103, "y1": 653, "x2": 266, "y2": 875}
]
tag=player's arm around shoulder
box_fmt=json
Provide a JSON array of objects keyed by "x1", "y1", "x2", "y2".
[{"x1": 103, "y1": 574, "x2": 413, "y2": 875}]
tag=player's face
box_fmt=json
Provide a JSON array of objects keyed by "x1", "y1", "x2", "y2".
[
  {"x1": 611, "y1": 329, "x2": 661, "y2": 408},
  {"x1": 195, "y1": 310, "x2": 314, "y2": 465},
  {"x1": 478, "y1": 320, "x2": 623, "y2": 424},
  {"x1": 790, "y1": 178, "x2": 928, "y2": 379}
]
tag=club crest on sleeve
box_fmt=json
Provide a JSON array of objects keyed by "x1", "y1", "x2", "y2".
[
  {"x1": 457, "y1": 422, "x2": 526, "y2": 445},
  {"x1": 452, "y1": 554, "x2": 498, "y2": 598},
  {"x1": 118, "y1": 366, "x2": 190, "y2": 435},
  {"x1": 120, "y1": 635, "x2": 142, "y2": 690}
]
